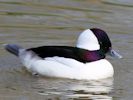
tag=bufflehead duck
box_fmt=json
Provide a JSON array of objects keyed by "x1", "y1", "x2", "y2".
[{"x1": 4, "y1": 28, "x2": 122, "y2": 80}]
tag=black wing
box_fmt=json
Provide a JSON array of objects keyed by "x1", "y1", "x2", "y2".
[
  {"x1": 27, "y1": 46, "x2": 80, "y2": 60},
  {"x1": 27, "y1": 46, "x2": 105, "y2": 63}
]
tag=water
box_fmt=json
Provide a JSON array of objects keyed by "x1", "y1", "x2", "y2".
[{"x1": 0, "y1": 0, "x2": 133, "y2": 99}]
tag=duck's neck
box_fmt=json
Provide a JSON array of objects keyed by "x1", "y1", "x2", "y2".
[{"x1": 76, "y1": 48, "x2": 105, "y2": 63}]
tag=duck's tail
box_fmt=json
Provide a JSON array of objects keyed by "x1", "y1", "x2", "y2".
[{"x1": 4, "y1": 44, "x2": 23, "y2": 56}]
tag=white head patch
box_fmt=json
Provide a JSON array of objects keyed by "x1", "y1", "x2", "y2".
[{"x1": 76, "y1": 29, "x2": 100, "y2": 51}]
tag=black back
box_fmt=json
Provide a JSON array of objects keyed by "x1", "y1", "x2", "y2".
[{"x1": 28, "y1": 46, "x2": 105, "y2": 63}]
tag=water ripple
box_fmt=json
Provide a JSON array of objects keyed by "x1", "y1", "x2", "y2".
[{"x1": 102, "y1": 0, "x2": 133, "y2": 7}]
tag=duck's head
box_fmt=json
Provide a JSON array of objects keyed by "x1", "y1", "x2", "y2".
[{"x1": 76, "y1": 28, "x2": 122, "y2": 58}]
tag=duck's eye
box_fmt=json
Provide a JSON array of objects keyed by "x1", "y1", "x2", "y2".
[
  {"x1": 99, "y1": 42, "x2": 102, "y2": 44},
  {"x1": 105, "y1": 47, "x2": 108, "y2": 49}
]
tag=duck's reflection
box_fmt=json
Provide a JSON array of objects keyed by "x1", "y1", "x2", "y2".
[
  {"x1": 66, "y1": 78, "x2": 113, "y2": 99},
  {"x1": 36, "y1": 77, "x2": 113, "y2": 100}
]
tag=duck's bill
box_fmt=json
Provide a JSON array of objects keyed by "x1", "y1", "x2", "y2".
[{"x1": 107, "y1": 49, "x2": 123, "y2": 59}]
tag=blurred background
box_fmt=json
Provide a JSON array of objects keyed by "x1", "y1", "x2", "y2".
[{"x1": 0, "y1": 0, "x2": 133, "y2": 99}]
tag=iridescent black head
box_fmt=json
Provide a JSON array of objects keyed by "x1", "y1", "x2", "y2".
[
  {"x1": 76, "y1": 28, "x2": 122, "y2": 59},
  {"x1": 90, "y1": 28, "x2": 112, "y2": 53}
]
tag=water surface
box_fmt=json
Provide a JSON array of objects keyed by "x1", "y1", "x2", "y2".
[{"x1": 0, "y1": 0, "x2": 133, "y2": 99}]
